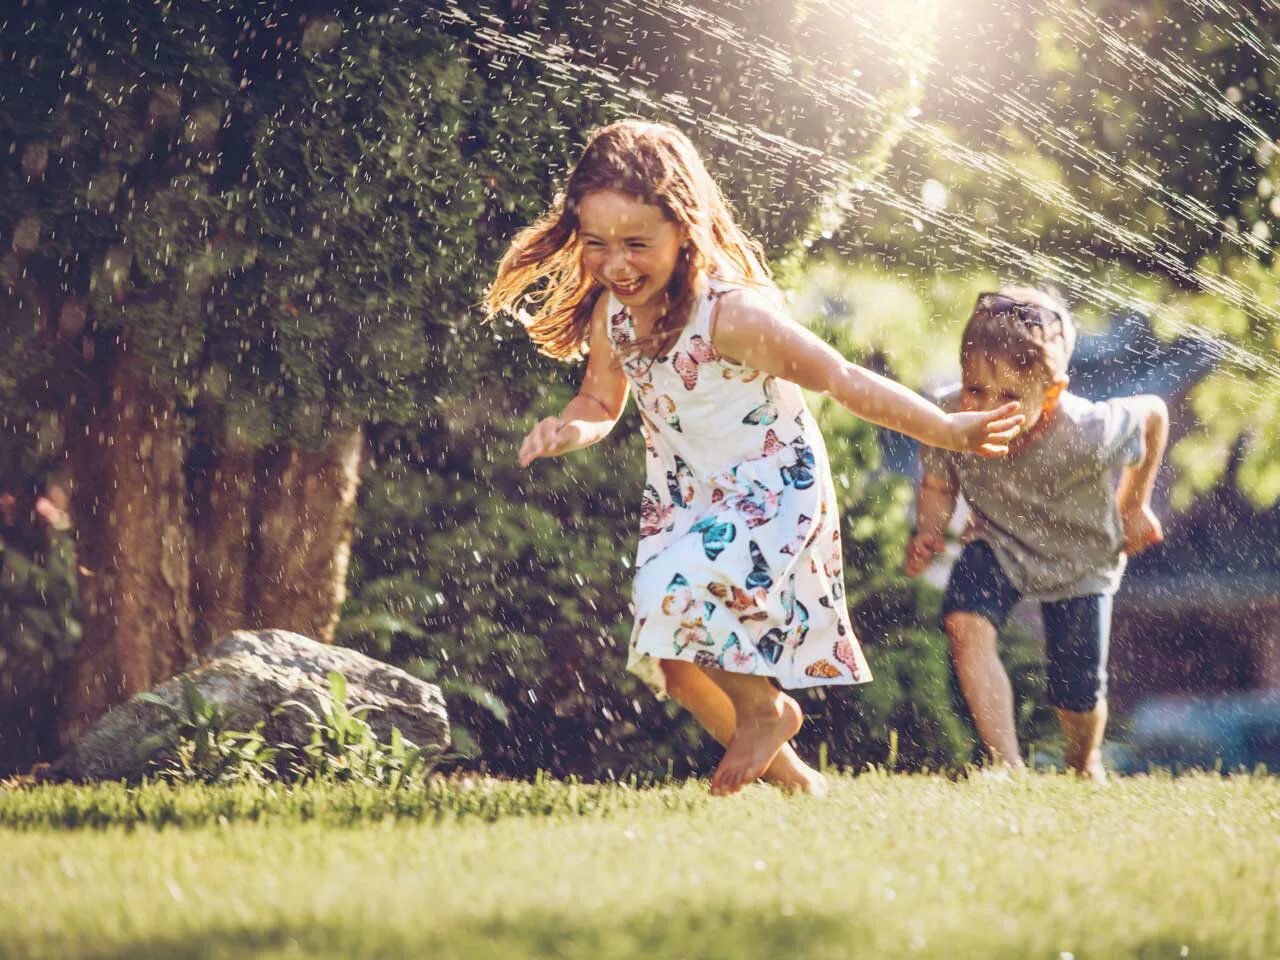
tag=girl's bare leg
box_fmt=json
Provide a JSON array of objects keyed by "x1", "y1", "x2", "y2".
[
  {"x1": 661, "y1": 660, "x2": 826, "y2": 794},
  {"x1": 699, "y1": 667, "x2": 803, "y2": 796},
  {"x1": 945, "y1": 612, "x2": 1025, "y2": 769}
]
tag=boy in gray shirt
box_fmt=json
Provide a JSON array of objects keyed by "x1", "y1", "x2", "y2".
[{"x1": 907, "y1": 288, "x2": 1168, "y2": 781}]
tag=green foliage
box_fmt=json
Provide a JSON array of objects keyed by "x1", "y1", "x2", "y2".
[
  {"x1": 0, "y1": 417, "x2": 79, "y2": 680},
  {"x1": 0, "y1": 533, "x2": 80, "y2": 772},
  {"x1": 0, "y1": 0, "x2": 931, "y2": 436},
  {"x1": 0, "y1": 2, "x2": 617, "y2": 747},
  {"x1": 0, "y1": 534, "x2": 79, "y2": 677},
  {"x1": 274, "y1": 671, "x2": 432, "y2": 791},
  {"x1": 133, "y1": 671, "x2": 432, "y2": 790},
  {"x1": 1021, "y1": 4, "x2": 1280, "y2": 504},
  {"x1": 135, "y1": 681, "x2": 280, "y2": 786},
  {"x1": 0, "y1": 2, "x2": 238, "y2": 397},
  {"x1": 214, "y1": 10, "x2": 497, "y2": 444},
  {"x1": 342, "y1": 384, "x2": 662, "y2": 779},
  {"x1": 0, "y1": 418, "x2": 79, "y2": 771}
]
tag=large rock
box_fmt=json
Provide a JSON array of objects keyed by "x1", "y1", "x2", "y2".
[{"x1": 43, "y1": 629, "x2": 450, "y2": 782}]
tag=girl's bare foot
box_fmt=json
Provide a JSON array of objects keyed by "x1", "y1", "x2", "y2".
[
  {"x1": 763, "y1": 745, "x2": 828, "y2": 796},
  {"x1": 710, "y1": 693, "x2": 803, "y2": 796}
]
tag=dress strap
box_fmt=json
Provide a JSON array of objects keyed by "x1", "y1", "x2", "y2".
[
  {"x1": 695, "y1": 275, "x2": 741, "y2": 344},
  {"x1": 602, "y1": 291, "x2": 628, "y2": 351}
]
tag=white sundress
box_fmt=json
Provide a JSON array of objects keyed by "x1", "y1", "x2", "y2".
[{"x1": 609, "y1": 277, "x2": 873, "y2": 697}]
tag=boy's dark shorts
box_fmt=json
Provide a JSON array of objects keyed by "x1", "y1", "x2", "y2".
[{"x1": 941, "y1": 540, "x2": 1111, "y2": 713}]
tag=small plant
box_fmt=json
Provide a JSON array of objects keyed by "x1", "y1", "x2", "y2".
[
  {"x1": 275, "y1": 670, "x2": 431, "y2": 791},
  {"x1": 0, "y1": 534, "x2": 80, "y2": 667},
  {"x1": 136, "y1": 680, "x2": 280, "y2": 784}
]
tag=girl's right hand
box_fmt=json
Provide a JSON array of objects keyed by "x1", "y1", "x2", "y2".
[
  {"x1": 946, "y1": 402, "x2": 1024, "y2": 458},
  {"x1": 518, "y1": 416, "x2": 577, "y2": 467}
]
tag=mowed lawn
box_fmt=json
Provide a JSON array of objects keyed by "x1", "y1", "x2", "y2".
[{"x1": 3, "y1": 773, "x2": 1278, "y2": 960}]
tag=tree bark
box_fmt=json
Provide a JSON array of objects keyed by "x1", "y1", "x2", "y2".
[
  {"x1": 189, "y1": 439, "x2": 256, "y2": 650},
  {"x1": 250, "y1": 428, "x2": 364, "y2": 642},
  {"x1": 61, "y1": 349, "x2": 194, "y2": 744},
  {"x1": 189, "y1": 424, "x2": 364, "y2": 648}
]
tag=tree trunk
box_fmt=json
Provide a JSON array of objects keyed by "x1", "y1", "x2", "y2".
[
  {"x1": 250, "y1": 428, "x2": 364, "y2": 642},
  {"x1": 61, "y1": 350, "x2": 194, "y2": 744},
  {"x1": 189, "y1": 439, "x2": 256, "y2": 650},
  {"x1": 189, "y1": 424, "x2": 364, "y2": 647},
  {"x1": 59, "y1": 357, "x2": 364, "y2": 744}
]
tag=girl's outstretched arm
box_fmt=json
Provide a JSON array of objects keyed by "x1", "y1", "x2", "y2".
[
  {"x1": 712, "y1": 288, "x2": 1023, "y2": 456},
  {"x1": 518, "y1": 293, "x2": 630, "y2": 468}
]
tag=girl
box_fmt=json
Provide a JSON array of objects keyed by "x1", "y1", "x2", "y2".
[{"x1": 486, "y1": 120, "x2": 1022, "y2": 796}]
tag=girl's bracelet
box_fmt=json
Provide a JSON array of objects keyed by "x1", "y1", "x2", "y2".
[{"x1": 576, "y1": 393, "x2": 614, "y2": 419}]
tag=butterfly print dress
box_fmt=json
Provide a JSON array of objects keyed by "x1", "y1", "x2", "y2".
[{"x1": 608, "y1": 277, "x2": 872, "y2": 696}]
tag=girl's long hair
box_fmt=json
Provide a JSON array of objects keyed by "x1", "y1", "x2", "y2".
[{"x1": 485, "y1": 120, "x2": 772, "y2": 361}]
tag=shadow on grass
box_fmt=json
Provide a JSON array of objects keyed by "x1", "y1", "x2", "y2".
[
  {"x1": 20, "y1": 912, "x2": 1249, "y2": 960},
  {"x1": 18, "y1": 911, "x2": 855, "y2": 960}
]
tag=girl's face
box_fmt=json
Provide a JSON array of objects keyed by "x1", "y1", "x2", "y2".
[{"x1": 577, "y1": 189, "x2": 684, "y2": 312}]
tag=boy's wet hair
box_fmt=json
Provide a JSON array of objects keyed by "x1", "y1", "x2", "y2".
[{"x1": 960, "y1": 286, "x2": 1076, "y2": 381}]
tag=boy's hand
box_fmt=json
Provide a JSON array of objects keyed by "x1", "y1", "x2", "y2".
[
  {"x1": 905, "y1": 530, "x2": 946, "y2": 577},
  {"x1": 946, "y1": 402, "x2": 1024, "y2": 457},
  {"x1": 518, "y1": 417, "x2": 578, "y2": 467},
  {"x1": 1120, "y1": 501, "x2": 1164, "y2": 555}
]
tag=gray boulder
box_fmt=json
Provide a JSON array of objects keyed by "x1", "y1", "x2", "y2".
[{"x1": 43, "y1": 629, "x2": 450, "y2": 782}]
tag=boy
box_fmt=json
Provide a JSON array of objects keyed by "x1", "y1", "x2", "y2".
[{"x1": 907, "y1": 288, "x2": 1168, "y2": 780}]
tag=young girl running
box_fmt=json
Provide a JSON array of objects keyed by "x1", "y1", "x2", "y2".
[{"x1": 486, "y1": 120, "x2": 1023, "y2": 796}]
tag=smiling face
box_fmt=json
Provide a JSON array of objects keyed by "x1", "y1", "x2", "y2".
[
  {"x1": 576, "y1": 189, "x2": 685, "y2": 316},
  {"x1": 962, "y1": 354, "x2": 1065, "y2": 437}
]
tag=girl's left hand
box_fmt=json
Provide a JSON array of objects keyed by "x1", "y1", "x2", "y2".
[{"x1": 946, "y1": 402, "x2": 1024, "y2": 457}]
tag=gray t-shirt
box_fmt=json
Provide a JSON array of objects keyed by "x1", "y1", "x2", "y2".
[{"x1": 921, "y1": 389, "x2": 1146, "y2": 601}]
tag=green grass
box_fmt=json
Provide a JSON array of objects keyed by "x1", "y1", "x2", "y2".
[
  {"x1": 3, "y1": 772, "x2": 1278, "y2": 959},
  {"x1": 0, "y1": 773, "x2": 704, "y2": 830}
]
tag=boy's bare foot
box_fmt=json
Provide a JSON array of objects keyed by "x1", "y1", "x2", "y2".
[
  {"x1": 1073, "y1": 761, "x2": 1108, "y2": 784},
  {"x1": 763, "y1": 745, "x2": 828, "y2": 796},
  {"x1": 710, "y1": 693, "x2": 803, "y2": 796},
  {"x1": 968, "y1": 764, "x2": 1015, "y2": 783}
]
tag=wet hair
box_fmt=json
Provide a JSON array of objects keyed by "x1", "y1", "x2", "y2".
[
  {"x1": 960, "y1": 285, "x2": 1076, "y2": 382},
  {"x1": 484, "y1": 119, "x2": 772, "y2": 361}
]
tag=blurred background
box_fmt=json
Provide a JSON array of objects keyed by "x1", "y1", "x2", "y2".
[{"x1": 2, "y1": 0, "x2": 1277, "y2": 779}]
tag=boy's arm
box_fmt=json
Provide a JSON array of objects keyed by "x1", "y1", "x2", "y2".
[
  {"x1": 711, "y1": 288, "x2": 1024, "y2": 457},
  {"x1": 1114, "y1": 395, "x2": 1169, "y2": 555},
  {"x1": 518, "y1": 294, "x2": 629, "y2": 467},
  {"x1": 906, "y1": 471, "x2": 959, "y2": 576}
]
